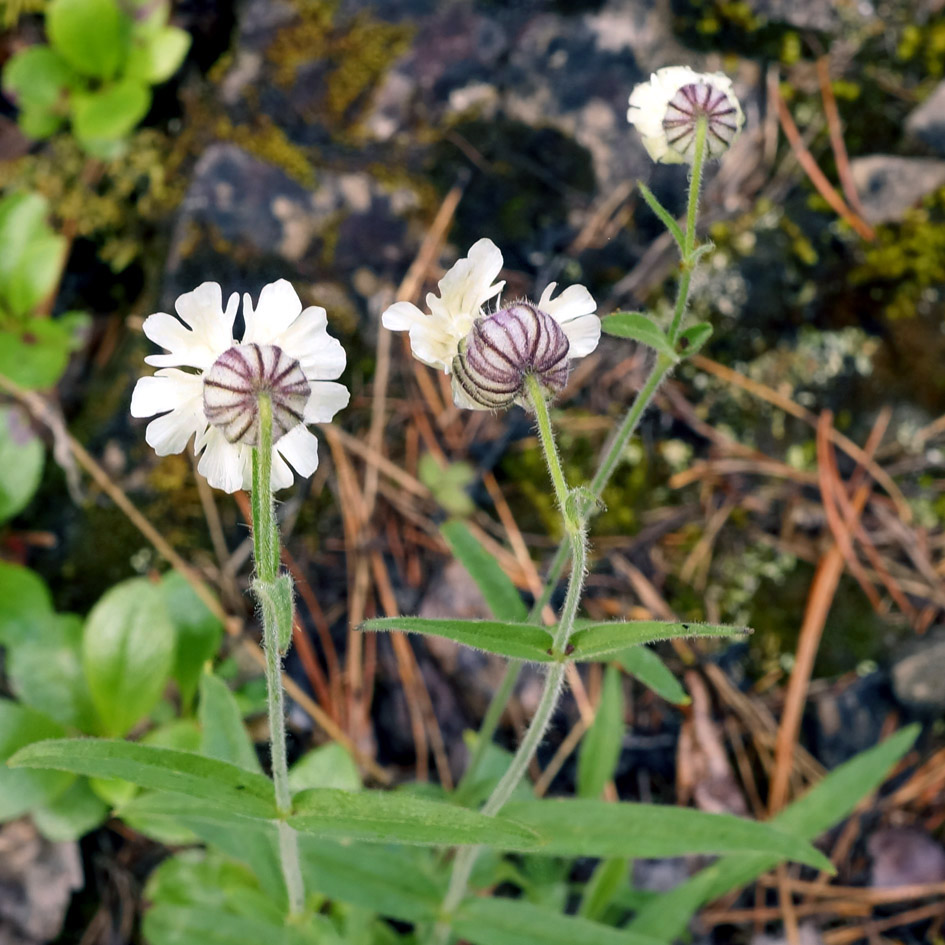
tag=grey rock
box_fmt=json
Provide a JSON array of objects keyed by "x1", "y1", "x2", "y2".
[
  {"x1": 850, "y1": 155, "x2": 945, "y2": 224},
  {"x1": 751, "y1": 0, "x2": 841, "y2": 31},
  {"x1": 813, "y1": 672, "x2": 893, "y2": 768},
  {"x1": 892, "y1": 635, "x2": 945, "y2": 710},
  {"x1": 869, "y1": 826, "x2": 945, "y2": 887},
  {"x1": 906, "y1": 80, "x2": 945, "y2": 156}
]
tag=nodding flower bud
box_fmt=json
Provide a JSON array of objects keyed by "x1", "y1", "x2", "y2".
[
  {"x1": 628, "y1": 66, "x2": 744, "y2": 165},
  {"x1": 451, "y1": 302, "x2": 570, "y2": 411},
  {"x1": 203, "y1": 342, "x2": 311, "y2": 445}
]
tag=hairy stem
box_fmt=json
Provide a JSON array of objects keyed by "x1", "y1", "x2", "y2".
[
  {"x1": 461, "y1": 125, "x2": 710, "y2": 788},
  {"x1": 431, "y1": 380, "x2": 588, "y2": 944},
  {"x1": 252, "y1": 395, "x2": 305, "y2": 917}
]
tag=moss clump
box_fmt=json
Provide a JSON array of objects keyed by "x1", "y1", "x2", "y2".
[
  {"x1": 850, "y1": 185, "x2": 945, "y2": 320},
  {"x1": 266, "y1": 0, "x2": 413, "y2": 132},
  {"x1": 212, "y1": 114, "x2": 316, "y2": 188},
  {"x1": 0, "y1": 130, "x2": 186, "y2": 271}
]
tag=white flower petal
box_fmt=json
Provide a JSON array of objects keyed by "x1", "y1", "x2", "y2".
[
  {"x1": 269, "y1": 448, "x2": 295, "y2": 491},
  {"x1": 196, "y1": 425, "x2": 247, "y2": 494},
  {"x1": 275, "y1": 425, "x2": 320, "y2": 480},
  {"x1": 303, "y1": 381, "x2": 350, "y2": 423},
  {"x1": 382, "y1": 300, "x2": 427, "y2": 332},
  {"x1": 274, "y1": 305, "x2": 346, "y2": 380},
  {"x1": 242, "y1": 279, "x2": 304, "y2": 345},
  {"x1": 538, "y1": 282, "x2": 597, "y2": 325},
  {"x1": 145, "y1": 284, "x2": 239, "y2": 369},
  {"x1": 559, "y1": 313, "x2": 601, "y2": 359},
  {"x1": 130, "y1": 369, "x2": 203, "y2": 418}
]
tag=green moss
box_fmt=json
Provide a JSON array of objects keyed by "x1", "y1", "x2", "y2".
[
  {"x1": 850, "y1": 185, "x2": 945, "y2": 320},
  {"x1": 212, "y1": 114, "x2": 316, "y2": 188},
  {"x1": 266, "y1": 0, "x2": 413, "y2": 134}
]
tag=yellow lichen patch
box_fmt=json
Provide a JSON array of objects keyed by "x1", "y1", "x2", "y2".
[{"x1": 212, "y1": 114, "x2": 316, "y2": 188}]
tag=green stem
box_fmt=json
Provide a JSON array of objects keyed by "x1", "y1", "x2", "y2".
[
  {"x1": 252, "y1": 395, "x2": 305, "y2": 917},
  {"x1": 460, "y1": 124, "x2": 710, "y2": 789},
  {"x1": 431, "y1": 381, "x2": 588, "y2": 945}
]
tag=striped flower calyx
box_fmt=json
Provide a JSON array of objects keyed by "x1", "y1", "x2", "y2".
[
  {"x1": 627, "y1": 66, "x2": 744, "y2": 165},
  {"x1": 663, "y1": 81, "x2": 739, "y2": 160},
  {"x1": 203, "y1": 343, "x2": 311, "y2": 446},
  {"x1": 451, "y1": 303, "x2": 570, "y2": 411}
]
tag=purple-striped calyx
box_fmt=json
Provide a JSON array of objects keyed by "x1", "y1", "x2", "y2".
[
  {"x1": 203, "y1": 343, "x2": 311, "y2": 445},
  {"x1": 451, "y1": 303, "x2": 570, "y2": 411}
]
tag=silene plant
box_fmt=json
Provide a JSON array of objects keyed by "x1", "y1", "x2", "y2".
[{"x1": 8, "y1": 66, "x2": 917, "y2": 945}]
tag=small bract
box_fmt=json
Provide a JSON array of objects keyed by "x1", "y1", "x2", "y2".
[
  {"x1": 382, "y1": 238, "x2": 600, "y2": 409},
  {"x1": 131, "y1": 281, "x2": 349, "y2": 493},
  {"x1": 628, "y1": 65, "x2": 744, "y2": 164}
]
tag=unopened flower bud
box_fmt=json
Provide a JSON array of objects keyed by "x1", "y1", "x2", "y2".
[
  {"x1": 628, "y1": 66, "x2": 743, "y2": 165},
  {"x1": 203, "y1": 343, "x2": 311, "y2": 445},
  {"x1": 451, "y1": 303, "x2": 570, "y2": 410}
]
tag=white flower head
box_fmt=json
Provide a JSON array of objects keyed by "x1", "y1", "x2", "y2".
[
  {"x1": 131, "y1": 280, "x2": 349, "y2": 493},
  {"x1": 381, "y1": 238, "x2": 600, "y2": 409},
  {"x1": 627, "y1": 66, "x2": 744, "y2": 165}
]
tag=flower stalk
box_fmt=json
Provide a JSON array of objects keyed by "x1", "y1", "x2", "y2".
[
  {"x1": 460, "y1": 121, "x2": 710, "y2": 791},
  {"x1": 432, "y1": 376, "x2": 588, "y2": 944},
  {"x1": 251, "y1": 394, "x2": 305, "y2": 917}
]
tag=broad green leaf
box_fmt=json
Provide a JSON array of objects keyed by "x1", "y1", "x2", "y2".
[
  {"x1": 299, "y1": 835, "x2": 443, "y2": 924},
  {"x1": 72, "y1": 79, "x2": 151, "y2": 144},
  {"x1": 419, "y1": 455, "x2": 475, "y2": 516},
  {"x1": 601, "y1": 313, "x2": 677, "y2": 360},
  {"x1": 32, "y1": 777, "x2": 108, "y2": 841},
  {"x1": 0, "y1": 192, "x2": 52, "y2": 280},
  {"x1": 577, "y1": 665, "x2": 625, "y2": 799},
  {"x1": 47, "y1": 0, "x2": 131, "y2": 79},
  {"x1": 0, "y1": 317, "x2": 81, "y2": 390},
  {"x1": 578, "y1": 857, "x2": 629, "y2": 922},
  {"x1": 289, "y1": 743, "x2": 360, "y2": 793},
  {"x1": 454, "y1": 897, "x2": 662, "y2": 945},
  {"x1": 144, "y1": 903, "x2": 332, "y2": 945},
  {"x1": 0, "y1": 700, "x2": 72, "y2": 819},
  {"x1": 0, "y1": 560, "x2": 54, "y2": 647},
  {"x1": 678, "y1": 321, "x2": 713, "y2": 356},
  {"x1": 161, "y1": 571, "x2": 224, "y2": 709},
  {"x1": 441, "y1": 519, "x2": 528, "y2": 621},
  {"x1": 8, "y1": 738, "x2": 278, "y2": 818},
  {"x1": 569, "y1": 620, "x2": 748, "y2": 662},
  {"x1": 289, "y1": 788, "x2": 543, "y2": 849},
  {"x1": 616, "y1": 646, "x2": 688, "y2": 705},
  {"x1": 0, "y1": 406, "x2": 44, "y2": 523},
  {"x1": 125, "y1": 25, "x2": 191, "y2": 84},
  {"x1": 199, "y1": 673, "x2": 261, "y2": 774},
  {"x1": 82, "y1": 578, "x2": 176, "y2": 735},
  {"x1": 8, "y1": 612, "x2": 99, "y2": 731},
  {"x1": 5, "y1": 234, "x2": 67, "y2": 318},
  {"x1": 2, "y1": 46, "x2": 77, "y2": 112},
  {"x1": 361, "y1": 616, "x2": 554, "y2": 662},
  {"x1": 628, "y1": 725, "x2": 919, "y2": 940},
  {"x1": 502, "y1": 799, "x2": 833, "y2": 871}
]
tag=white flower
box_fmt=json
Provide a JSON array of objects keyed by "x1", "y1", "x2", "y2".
[
  {"x1": 131, "y1": 280, "x2": 349, "y2": 493},
  {"x1": 381, "y1": 238, "x2": 600, "y2": 384},
  {"x1": 627, "y1": 66, "x2": 744, "y2": 165}
]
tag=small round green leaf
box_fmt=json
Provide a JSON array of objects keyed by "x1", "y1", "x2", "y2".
[
  {"x1": 82, "y1": 578, "x2": 176, "y2": 736},
  {"x1": 47, "y1": 0, "x2": 131, "y2": 79},
  {"x1": 0, "y1": 561, "x2": 54, "y2": 647},
  {"x1": 0, "y1": 406, "x2": 44, "y2": 523},
  {"x1": 125, "y1": 26, "x2": 191, "y2": 84},
  {"x1": 2, "y1": 46, "x2": 78, "y2": 111},
  {"x1": 71, "y1": 79, "x2": 151, "y2": 144}
]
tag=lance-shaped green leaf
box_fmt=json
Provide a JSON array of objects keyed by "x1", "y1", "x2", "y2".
[
  {"x1": 577, "y1": 665, "x2": 625, "y2": 799},
  {"x1": 361, "y1": 616, "x2": 555, "y2": 662},
  {"x1": 616, "y1": 646, "x2": 689, "y2": 705},
  {"x1": 601, "y1": 313, "x2": 678, "y2": 361},
  {"x1": 441, "y1": 519, "x2": 528, "y2": 621},
  {"x1": 627, "y1": 725, "x2": 919, "y2": 941},
  {"x1": 454, "y1": 897, "x2": 663, "y2": 945},
  {"x1": 8, "y1": 738, "x2": 277, "y2": 819},
  {"x1": 501, "y1": 799, "x2": 833, "y2": 870},
  {"x1": 569, "y1": 620, "x2": 749, "y2": 662},
  {"x1": 289, "y1": 788, "x2": 543, "y2": 849}
]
